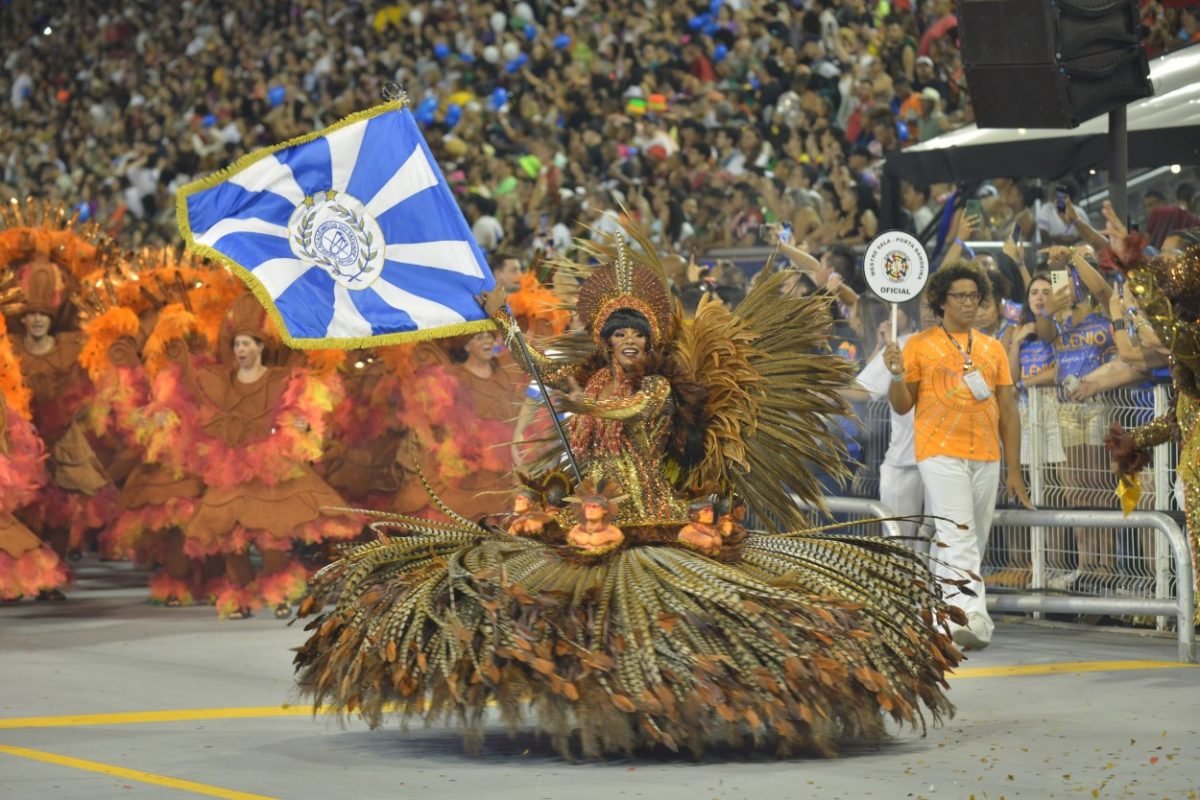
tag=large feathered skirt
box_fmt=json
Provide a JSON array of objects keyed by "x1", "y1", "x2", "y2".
[{"x1": 294, "y1": 527, "x2": 963, "y2": 759}]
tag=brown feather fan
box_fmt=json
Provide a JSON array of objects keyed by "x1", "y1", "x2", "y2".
[{"x1": 675, "y1": 271, "x2": 856, "y2": 530}]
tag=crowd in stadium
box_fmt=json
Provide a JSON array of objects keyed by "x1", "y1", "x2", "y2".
[{"x1": 4, "y1": 0, "x2": 1197, "y2": 252}]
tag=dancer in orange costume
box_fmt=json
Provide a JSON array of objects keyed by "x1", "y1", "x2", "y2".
[
  {"x1": 1, "y1": 206, "x2": 123, "y2": 561},
  {"x1": 78, "y1": 250, "x2": 242, "y2": 604},
  {"x1": 393, "y1": 332, "x2": 528, "y2": 522},
  {"x1": 318, "y1": 346, "x2": 413, "y2": 512},
  {"x1": 9, "y1": 259, "x2": 116, "y2": 561},
  {"x1": 144, "y1": 293, "x2": 359, "y2": 618},
  {"x1": 0, "y1": 315, "x2": 68, "y2": 601}
]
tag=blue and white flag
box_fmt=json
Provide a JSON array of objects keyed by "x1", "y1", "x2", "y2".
[{"x1": 177, "y1": 102, "x2": 495, "y2": 348}]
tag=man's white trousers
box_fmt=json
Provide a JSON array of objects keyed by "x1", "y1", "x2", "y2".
[{"x1": 916, "y1": 455, "x2": 1000, "y2": 641}]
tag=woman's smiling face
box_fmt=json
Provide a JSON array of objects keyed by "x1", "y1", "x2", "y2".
[{"x1": 608, "y1": 327, "x2": 648, "y2": 372}]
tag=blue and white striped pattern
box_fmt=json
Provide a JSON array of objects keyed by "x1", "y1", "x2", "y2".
[{"x1": 178, "y1": 104, "x2": 494, "y2": 346}]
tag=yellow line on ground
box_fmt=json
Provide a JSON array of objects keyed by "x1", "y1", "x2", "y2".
[
  {"x1": 0, "y1": 744, "x2": 278, "y2": 800},
  {"x1": 0, "y1": 659, "x2": 1193, "y2": 731},
  {"x1": 953, "y1": 659, "x2": 1195, "y2": 679},
  {"x1": 0, "y1": 706, "x2": 317, "y2": 729}
]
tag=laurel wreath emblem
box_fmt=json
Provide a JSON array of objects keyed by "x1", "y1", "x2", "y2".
[{"x1": 293, "y1": 200, "x2": 379, "y2": 284}]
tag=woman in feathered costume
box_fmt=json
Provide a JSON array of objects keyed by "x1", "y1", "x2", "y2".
[
  {"x1": 1103, "y1": 222, "x2": 1200, "y2": 623},
  {"x1": 80, "y1": 249, "x2": 242, "y2": 604},
  {"x1": 294, "y1": 229, "x2": 962, "y2": 758},
  {"x1": 1, "y1": 205, "x2": 132, "y2": 563},
  {"x1": 144, "y1": 293, "x2": 360, "y2": 618},
  {"x1": 392, "y1": 331, "x2": 528, "y2": 522},
  {"x1": 318, "y1": 347, "x2": 413, "y2": 512},
  {"x1": 0, "y1": 315, "x2": 68, "y2": 601}
]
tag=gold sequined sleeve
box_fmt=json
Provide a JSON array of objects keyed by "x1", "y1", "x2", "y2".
[
  {"x1": 565, "y1": 374, "x2": 671, "y2": 421},
  {"x1": 1131, "y1": 409, "x2": 1179, "y2": 450},
  {"x1": 492, "y1": 308, "x2": 574, "y2": 389}
]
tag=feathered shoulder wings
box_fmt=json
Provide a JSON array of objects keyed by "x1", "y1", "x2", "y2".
[{"x1": 672, "y1": 272, "x2": 855, "y2": 531}]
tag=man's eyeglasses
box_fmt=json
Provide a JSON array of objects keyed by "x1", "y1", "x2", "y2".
[{"x1": 947, "y1": 292, "x2": 982, "y2": 304}]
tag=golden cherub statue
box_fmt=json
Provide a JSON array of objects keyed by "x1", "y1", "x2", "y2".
[
  {"x1": 678, "y1": 497, "x2": 722, "y2": 555},
  {"x1": 565, "y1": 480, "x2": 625, "y2": 553},
  {"x1": 506, "y1": 488, "x2": 553, "y2": 536}
]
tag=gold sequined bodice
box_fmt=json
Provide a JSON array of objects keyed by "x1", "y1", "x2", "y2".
[{"x1": 567, "y1": 372, "x2": 689, "y2": 526}]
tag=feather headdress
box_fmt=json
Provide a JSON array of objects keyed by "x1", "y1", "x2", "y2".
[
  {"x1": 574, "y1": 234, "x2": 672, "y2": 348},
  {"x1": 18, "y1": 259, "x2": 67, "y2": 317},
  {"x1": 0, "y1": 315, "x2": 31, "y2": 419},
  {"x1": 563, "y1": 477, "x2": 628, "y2": 518}
]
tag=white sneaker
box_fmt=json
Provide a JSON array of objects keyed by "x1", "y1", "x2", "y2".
[
  {"x1": 1045, "y1": 569, "x2": 1080, "y2": 591},
  {"x1": 951, "y1": 613, "x2": 991, "y2": 651}
]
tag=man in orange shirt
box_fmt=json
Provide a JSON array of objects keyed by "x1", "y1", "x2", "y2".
[{"x1": 883, "y1": 262, "x2": 1033, "y2": 651}]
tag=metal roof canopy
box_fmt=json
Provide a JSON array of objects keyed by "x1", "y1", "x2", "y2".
[{"x1": 884, "y1": 45, "x2": 1200, "y2": 185}]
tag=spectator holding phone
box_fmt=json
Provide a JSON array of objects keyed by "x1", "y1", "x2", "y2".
[
  {"x1": 883, "y1": 262, "x2": 1033, "y2": 651},
  {"x1": 1008, "y1": 272, "x2": 1064, "y2": 444},
  {"x1": 995, "y1": 179, "x2": 1041, "y2": 243},
  {"x1": 1037, "y1": 180, "x2": 1092, "y2": 245},
  {"x1": 1109, "y1": 279, "x2": 1171, "y2": 372},
  {"x1": 986, "y1": 271, "x2": 1066, "y2": 588},
  {"x1": 1034, "y1": 246, "x2": 1119, "y2": 589},
  {"x1": 939, "y1": 203, "x2": 982, "y2": 269}
]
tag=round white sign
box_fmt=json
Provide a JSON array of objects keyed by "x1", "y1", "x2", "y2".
[{"x1": 862, "y1": 231, "x2": 930, "y2": 303}]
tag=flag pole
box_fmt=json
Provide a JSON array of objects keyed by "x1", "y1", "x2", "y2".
[
  {"x1": 378, "y1": 84, "x2": 582, "y2": 483},
  {"x1": 507, "y1": 317, "x2": 584, "y2": 485}
]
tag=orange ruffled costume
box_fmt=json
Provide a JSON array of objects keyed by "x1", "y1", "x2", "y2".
[
  {"x1": 0, "y1": 315, "x2": 67, "y2": 600},
  {"x1": 142, "y1": 295, "x2": 359, "y2": 615},
  {"x1": 83, "y1": 304, "x2": 210, "y2": 603},
  {"x1": 177, "y1": 363, "x2": 357, "y2": 555},
  {"x1": 317, "y1": 347, "x2": 413, "y2": 510},
  {"x1": 72, "y1": 246, "x2": 241, "y2": 602},
  {"x1": 393, "y1": 352, "x2": 527, "y2": 522},
  {"x1": 9, "y1": 259, "x2": 117, "y2": 553}
]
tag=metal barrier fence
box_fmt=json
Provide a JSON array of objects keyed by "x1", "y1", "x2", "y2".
[
  {"x1": 797, "y1": 496, "x2": 904, "y2": 539},
  {"x1": 842, "y1": 385, "x2": 1185, "y2": 624},
  {"x1": 989, "y1": 508, "x2": 1195, "y2": 663},
  {"x1": 792, "y1": 496, "x2": 1195, "y2": 663},
  {"x1": 846, "y1": 384, "x2": 1180, "y2": 509}
]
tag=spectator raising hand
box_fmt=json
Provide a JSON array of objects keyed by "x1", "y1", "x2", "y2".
[{"x1": 16, "y1": 0, "x2": 1195, "y2": 260}]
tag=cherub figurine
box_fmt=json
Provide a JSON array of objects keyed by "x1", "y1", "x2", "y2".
[
  {"x1": 565, "y1": 480, "x2": 625, "y2": 553},
  {"x1": 717, "y1": 495, "x2": 748, "y2": 539},
  {"x1": 506, "y1": 488, "x2": 552, "y2": 537},
  {"x1": 678, "y1": 497, "x2": 722, "y2": 554}
]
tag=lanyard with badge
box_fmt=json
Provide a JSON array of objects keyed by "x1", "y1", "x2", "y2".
[{"x1": 941, "y1": 325, "x2": 992, "y2": 400}]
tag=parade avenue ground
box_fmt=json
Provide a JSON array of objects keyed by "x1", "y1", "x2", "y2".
[{"x1": 1, "y1": 559, "x2": 1197, "y2": 800}]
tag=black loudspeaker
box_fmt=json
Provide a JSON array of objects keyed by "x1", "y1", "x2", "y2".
[{"x1": 959, "y1": 0, "x2": 1153, "y2": 128}]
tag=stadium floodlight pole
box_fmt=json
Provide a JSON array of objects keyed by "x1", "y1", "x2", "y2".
[{"x1": 507, "y1": 319, "x2": 584, "y2": 485}]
